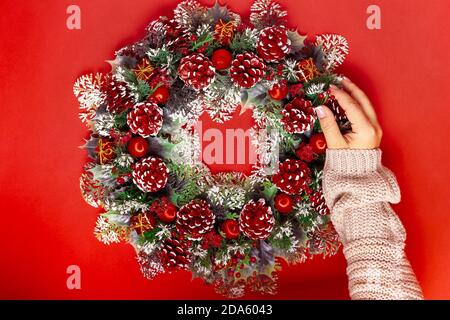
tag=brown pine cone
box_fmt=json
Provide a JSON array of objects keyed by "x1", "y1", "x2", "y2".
[
  {"x1": 256, "y1": 26, "x2": 291, "y2": 62},
  {"x1": 281, "y1": 98, "x2": 316, "y2": 134},
  {"x1": 239, "y1": 199, "x2": 275, "y2": 240},
  {"x1": 272, "y1": 159, "x2": 311, "y2": 195},
  {"x1": 178, "y1": 53, "x2": 216, "y2": 90},
  {"x1": 127, "y1": 102, "x2": 163, "y2": 138},
  {"x1": 230, "y1": 52, "x2": 266, "y2": 88},
  {"x1": 176, "y1": 199, "x2": 215, "y2": 239}
]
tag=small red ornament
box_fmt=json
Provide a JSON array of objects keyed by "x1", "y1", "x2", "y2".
[
  {"x1": 268, "y1": 81, "x2": 289, "y2": 100},
  {"x1": 150, "y1": 86, "x2": 170, "y2": 104},
  {"x1": 148, "y1": 197, "x2": 177, "y2": 223},
  {"x1": 310, "y1": 133, "x2": 327, "y2": 154},
  {"x1": 212, "y1": 49, "x2": 233, "y2": 70},
  {"x1": 130, "y1": 212, "x2": 156, "y2": 235},
  {"x1": 160, "y1": 204, "x2": 177, "y2": 223},
  {"x1": 221, "y1": 219, "x2": 240, "y2": 240},
  {"x1": 127, "y1": 136, "x2": 149, "y2": 158},
  {"x1": 274, "y1": 193, "x2": 294, "y2": 214}
]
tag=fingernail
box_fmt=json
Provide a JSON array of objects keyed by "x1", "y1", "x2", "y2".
[
  {"x1": 329, "y1": 84, "x2": 338, "y2": 91},
  {"x1": 314, "y1": 106, "x2": 326, "y2": 119},
  {"x1": 342, "y1": 76, "x2": 352, "y2": 82}
]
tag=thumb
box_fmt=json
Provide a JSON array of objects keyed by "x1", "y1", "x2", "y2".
[{"x1": 314, "y1": 106, "x2": 347, "y2": 149}]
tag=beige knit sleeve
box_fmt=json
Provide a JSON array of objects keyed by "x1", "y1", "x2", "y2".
[{"x1": 322, "y1": 149, "x2": 423, "y2": 300}]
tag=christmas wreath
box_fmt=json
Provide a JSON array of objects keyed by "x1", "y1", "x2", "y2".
[{"x1": 75, "y1": 0, "x2": 350, "y2": 297}]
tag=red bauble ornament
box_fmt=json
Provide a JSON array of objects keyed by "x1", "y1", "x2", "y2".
[
  {"x1": 150, "y1": 86, "x2": 170, "y2": 104},
  {"x1": 268, "y1": 81, "x2": 289, "y2": 100},
  {"x1": 149, "y1": 197, "x2": 177, "y2": 223},
  {"x1": 212, "y1": 49, "x2": 233, "y2": 70},
  {"x1": 127, "y1": 136, "x2": 149, "y2": 158},
  {"x1": 221, "y1": 219, "x2": 240, "y2": 240},
  {"x1": 274, "y1": 193, "x2": 294, "y2": 214},
  {"x1": 130, "y1": 212, "x2": 157, "y2": 235},
  {"x1": 310, "y1": 133, "x2": 327, "y2": 154}
]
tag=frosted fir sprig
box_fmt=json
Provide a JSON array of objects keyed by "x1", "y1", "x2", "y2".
[{"x1": 94, "y1": 215, "x2": 125, "y2": 245}]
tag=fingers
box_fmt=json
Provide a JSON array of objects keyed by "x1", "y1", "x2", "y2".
[
  {"x1": 340, "y1": 78, "x2": 379, "y2": 126},
  {"x1": 329, "y1": 84, "x2": 372, "y2": 132},
  {"x1": 314, "y1": 106, "x2": 347, "y2": 149}
]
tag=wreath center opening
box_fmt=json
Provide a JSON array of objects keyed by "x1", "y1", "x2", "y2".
[{"x1": 194, "y1": 107, "x2": 257, "y2": 176}]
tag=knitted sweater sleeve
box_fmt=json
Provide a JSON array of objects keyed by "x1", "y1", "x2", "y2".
[{"x1": 322, "y1": 149, "x2": 423, "y2": 300}]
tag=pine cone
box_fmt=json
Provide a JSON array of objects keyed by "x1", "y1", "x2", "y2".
[
  {"x1": 230, "y1": 52, "x2": 266, "y2": 88},
  {"x1": 160, "y1": 234, "x2": 191, "y2": 270},
  {"x1": 239, "y1": 199, "x2": 275, "y2": 240},
  {"x1": 176, "y1": 199, "x2": 215, "y2": 239},
  {"x1": 137, "y1": 251, "x2": 165, "y2": 280},
  {"x1": 310, "y1": 190, "x2": 330, "y2": 215},
  {"x1": 256, "y1": 26, "x2": 291, "y2": 62},
  {"x1": 281, "y1": 98, "x2": 316, "y2": 134},
  {"x1": 103, "y1": 78, "x2": 134, "y2": 113},
  {"x1": 272, "y1": 159, "x2": 311, "y2": 195},
  {"x1": 132, "y1": 157, "x2": 169, "y2": 193},
  {"x1": 178, "y1": 53, "x2": 215, "y2": 90},
  {"x1": 127, "y1": 102, "x2": 163, "y2": 138},
  {"x1": 326, "y1": 96, "x2": 348, "y2": 122}
]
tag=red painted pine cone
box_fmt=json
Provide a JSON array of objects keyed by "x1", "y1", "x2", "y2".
[
  {"x1": 127, "y1": 102, "x2": 163, "y2": 138},
  {"x1": 160, "y1": 234, "x2": 191, "y2": 270},
  {"x1": 176, "y1": 199, "x2": 215, "y2": 239},
  {"x1": 132, "y1": 156, "x2": 169, "y2": 193},
  {"x1": 230, "y1": 52, "x2": 266, "y2": 88},
  {"x1": 281, "y1": 98, "x2": 316, "y2": 134},
  {"x1": 239, "y1": 199, "x2": 275, "y2": 240},
  {"x1": 103, "y1": 78, "x2": 134, "y2": 114},
  {"x1": 326, "y1": 96, "x2": 348, "y2": 122},
  {"x1": 272, "y1": 159, "x2": 311, "y2": 195},
  {"x1": 310, "y1": 190, "x2": 330, "y2": 215},
  {"x1": 256, "y1": 26, "x2": 291, "y2": 62},
  {"x1": 178, "y1": 53, "x2": 216, "y2": 90}
]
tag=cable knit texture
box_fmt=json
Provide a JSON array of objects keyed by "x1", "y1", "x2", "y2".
[{"x1": 323, "y1": 149, "x2": 424, "y2": 300}]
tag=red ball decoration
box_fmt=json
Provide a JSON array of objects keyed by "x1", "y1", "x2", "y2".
[
  {"x1": 149, "y1": 197, "x2": 177, "y2": 223},
  {"x1": 211, "y1": 49, "x2": 233, "y2": 70},
  {"x1": 309, "y1": 133, "x2": 327, "y2": 154},
  {"x1": 150, "y1": 86, "x2": 170, "y2": 104},
  {"x1": 127, "y1": 136, "x2": 149, "y2": 158},
  {"x1": 268, "y1": 81, "x2": 289, "y2": 100},
  {"x1": 221, "y1": 219, "x2": 240, "y2": 240},
  {"x1": 274, "y1": 193, "x2": 294, "y2": 214}
]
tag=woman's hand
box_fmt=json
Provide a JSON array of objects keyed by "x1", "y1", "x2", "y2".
[{"x1": 314, "y1": 78, "x2": 383, "y2": 149}]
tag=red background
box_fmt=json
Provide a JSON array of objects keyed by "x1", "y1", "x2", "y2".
[{"x1": 0, "y1": 0, "x2": 449, "y2": 299}]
